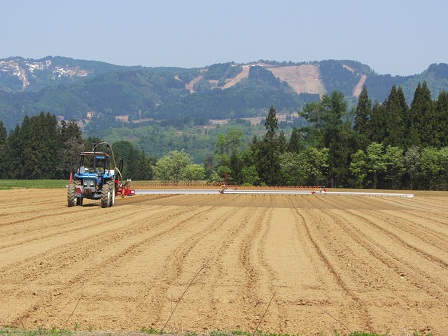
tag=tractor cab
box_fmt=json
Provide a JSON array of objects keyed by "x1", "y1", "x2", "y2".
[{"x1": 76, "y1": 152, "x2": 112, "y2": 186}]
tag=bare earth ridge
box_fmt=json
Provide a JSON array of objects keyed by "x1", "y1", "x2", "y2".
[{"x1": 0, "y1": 189, "x2": 447, "y2": 335}]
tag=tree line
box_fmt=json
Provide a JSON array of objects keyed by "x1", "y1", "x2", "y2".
[
  {"x1": 211, "y1": 82, "x2": 448, "y2": 190},
  {"x1": 0, "y1": 112, "x2": 154, "y2": 180},
  {"x1": 1, "y1": 81, "x2": 447, "y2": 190}
]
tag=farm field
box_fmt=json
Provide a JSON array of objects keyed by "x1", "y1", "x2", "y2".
[{"x1": 0, "y1": 189, "x2": 447, "y2": 335}]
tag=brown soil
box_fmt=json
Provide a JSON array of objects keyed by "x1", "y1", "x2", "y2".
[
  {"x1": 268, "y1": 65, "x2": 325, "y2": 95},
  {"x1": 222, "y1": 66, "x2": 250, "y2": 89},
  {"x1": 1, "y1": 189, "x2": 447, "y2": 336},
  {"x1": 186, "y1": 64, "x2": 326, "y2": 96}
]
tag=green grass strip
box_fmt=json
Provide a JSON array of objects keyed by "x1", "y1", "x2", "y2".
[{"x1": 0, "y1": 180, "x2": 68, "y2": 190}]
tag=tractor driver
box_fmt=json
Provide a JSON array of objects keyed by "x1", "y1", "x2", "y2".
[{"x1": 95, "y1": 157, "x2": 105, "y2": 186}]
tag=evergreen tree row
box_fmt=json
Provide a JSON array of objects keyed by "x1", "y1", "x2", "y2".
[
  {"x1": 0, "y1": 113, "x2": 84, "y2": 179},
  {"x1": 0, "y1": 113, "x2": 155, "y2": 180},
  {"x1": 213, "y1": 82, "x2": 448, "y2": 190}
]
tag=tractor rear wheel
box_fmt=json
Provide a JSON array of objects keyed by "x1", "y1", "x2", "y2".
[
  {"x1": 107, "y1": 180, "x2": 115, "y2": 207},
  {"x1": 67, "y1": 184, "x2": 76, "y2": 207},
  {"x1": 101, "y1": 182, "x2": 111, "y2": 208}
]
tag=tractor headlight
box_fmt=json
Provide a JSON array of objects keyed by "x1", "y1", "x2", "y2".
[{"x1": 83, "y1": 179, "x2": 95, "y2": 188}]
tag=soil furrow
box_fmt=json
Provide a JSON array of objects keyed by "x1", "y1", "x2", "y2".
[
  {"x1": 0, "y1": 205, "x2": 192, "y2": 275},
  {"x1": 2, "y1": 190, "x2": 448, "y2": 335},
  {"x1": 238, "y1": 206, "x2": 270, "y2": 331},
  {"x1": 386, "y1": 210, "x2": 448, "y2": 234},
  {"x1": 353, "y1": 210, "x2": 448, "y2": 269},
  {"x1": 295, "y1": 208, "x2": 374, "y2": 332},
  {"x1": 0, "y1": 205, "x2": 167, "y2": 253},
  {"x1": 6, "y1": 205, "x2": 208, "y2": 328},
  {"x1": 138, "y1": 206, "x2": 240, "y2": 329},
  {"x1": 344, "y1": 209, "x2": 448, "y2": 295},
  {"x1": 200, "y1": 206, "x2": 258, "y2": 331}
]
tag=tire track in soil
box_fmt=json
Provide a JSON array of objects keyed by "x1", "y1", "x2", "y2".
[
  {"x1": 7, "y1": 204, "x2": 209, "y2": 328},
  {"x1": 133, "y1": 205, "x2": 247, "y2": 329},
  {"x1": 387, "y1": 196, "x2": 448, "y2": 212},
  {"x1": 0, "y1": 205, "x2": 177, "y2": 273},
  {"x1": 307, "y1": 194, "x2": 397, "y2": 211},
  {"x1": 352, "y1": 210, "x2": 448, "y2": 270},
  {"x1": 2, "y1": 203, "x2": 193, "y2": 282},
  {"x1": 239, "y1": 205, "x2": 284, "y2": 332},
  {"x1": 256, "y1": 207, "x2": 290, "y2": 331},
  {"x1": 282, "y1": 196, "x2": 330, "y2": 334},
  {"x1": 327, "y1": 195, "x2": 448, "y2": 239},
  {"x1": 410, "y1": 196, "x2": 448, "y2": 207},
  {"x1": 7, "y1": 205, "x2": 212, "y2": 328},
  {"x1": 62, "y1": 199, "x2": 240, "y2": 330},
  {"x1": 284, "y1": 195, "x2": 367, "y2": 334},
  {"x1": 343, "y1": 209, "x2": 448, "y2": 297},
  {"x1": 285, "y1": 194, "x2": 343, "y2": 285},
  {"x1": 238, "y1": 205, "x2": 272, "y2": 332},
  {"x1": 407, "y1": 206, "x2": 448, "y2": 221},
  {"x1": 293, "y1": 207, "x2": 374, "y2": 332},
  {"x1": 313, "y1": 208, "x2": 448, "y2": 333},
  {"x1": 189, "y1": 207, "x2": 256, "y2": 330},
  {"x1": 239, "y1": 195, "x2": 286, "y2": 331},
  {"x1": 3, "y1": 191, "x2": 448, "y2": 333},
  {"x1": 0, "y1": 205, "x2": 167, "y2": 254},
  {"x1": 159, "y1": 203, "x2": 281, "y2": 330},
  {"x1": 388, "y1": 210, "x2": 448, "y2": 233},
  {"x1": 284, "y1": 195, "x2": 329, "y2": 284},
  {"x1": 381, "y1": 210, "x2": 448, "y2": 248},
  {"x1": 0, "y1": 208, "x2": 88, "y2": 228}
]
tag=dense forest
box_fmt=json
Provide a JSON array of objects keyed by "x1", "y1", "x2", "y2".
[
  {"x1": 1, "y1": 57, "x2": 448, "y2": 132},
  {"x1": 1, "y1": 81, "x2": 447, "y2": 190}
]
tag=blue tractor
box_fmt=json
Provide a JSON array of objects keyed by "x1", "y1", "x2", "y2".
[{"x1": 67, "y1": 142, "x2": 122, "y2": 208}]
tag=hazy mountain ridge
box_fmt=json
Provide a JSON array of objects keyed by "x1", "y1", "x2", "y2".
[{"x1": 0, "y1": 56, "x2": 447, "y2": 130}]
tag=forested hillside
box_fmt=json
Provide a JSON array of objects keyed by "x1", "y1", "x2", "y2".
[
  {"x1": 1, "y1": 56, "x2": 447, "y2": 131},
  {"x1": 1, "y1": 81, "x2": 448, "y2": 190}
]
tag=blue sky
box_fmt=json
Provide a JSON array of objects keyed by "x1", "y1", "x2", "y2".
[{"x1": 1, "y1": 1, "x2": 447, "y2": 76}]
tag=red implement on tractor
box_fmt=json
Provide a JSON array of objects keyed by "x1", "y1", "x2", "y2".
[
  {"x1": 67, "y1": 142, "x2": 135, "y2": 207},
  {"x1": 118, "y1": 179, "x2": 136, "y2": 197}
]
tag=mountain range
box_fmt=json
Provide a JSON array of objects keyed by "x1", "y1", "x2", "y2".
[{"x1": 1, "y1": 56, "x2": 448, "y2": 131}]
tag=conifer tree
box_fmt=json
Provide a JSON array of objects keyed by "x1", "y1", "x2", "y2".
[
  {"x1": 435, "y1": 91, "x2": 448, "y2": 147},
  {"x1": 369, "y1": 102, "x2": 387, "y2": 144},
  {"x1": 21, "y1": 113, "x2": 61, "y2": 179},
  {"x1": 256, "y1": 106, "x2": 281, "y2": 185},
  {"x1": 59, "y1": 120, "x2": 84, "y2": 178},
  {"x1": 278, "y1": 130, "x2": 287, "y2": 154},
  {"x1": 0, "y1": 121, "x2": 7, "y2": 176},
  {"x1": 354, "y1": 85, "x2": 372, "y2": 135},
  {"x1": 323, "y1": 91, "x2": 352, "y2": 186},
  {"x1": 382, "y1": 85, "x2": 407, "y2": 147},
  {"x1": 287, "y1": 128, "x2": 303, "y2": 153},
  {"x1": 7, "y1": 124, "x2": 22, "y2": 178},
  {"x1": 408, "y1": 82, "x2": 436, "y2": 147}
]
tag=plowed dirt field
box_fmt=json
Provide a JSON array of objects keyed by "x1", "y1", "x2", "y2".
[{"x1": 1, "y1": 189, "x2": 447, "y2": 335}]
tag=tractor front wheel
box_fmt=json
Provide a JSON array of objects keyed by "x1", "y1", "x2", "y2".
[
  {"x1": 101, "y1": 182, "x2": 112, "y2": 208},
  {"x1": 75, "y1": 180, "x2": 83, "y2": 206},
  {"x1": 107, "y1": 180, "x2": 115, "y2": 207},
  {"x1": 67, "y1": 184, "x2": 76, "y2": 207}
]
